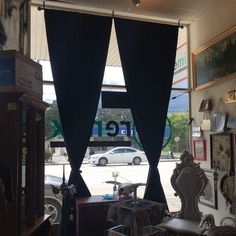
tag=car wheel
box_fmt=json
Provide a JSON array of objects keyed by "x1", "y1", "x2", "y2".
[
  {"x1": 44, "y1": 198, "x2": 62, "y2": 224},
  {"x1": 98, "y1": 157, "x2": 107, "y2": 166},
  {"x1": 133, "y1": 157, "x2": 141, "y2": 165}
]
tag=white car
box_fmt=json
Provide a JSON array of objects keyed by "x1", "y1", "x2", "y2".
[{"x1": 88, "y1": 147, "x2": 146, "y2": 166}]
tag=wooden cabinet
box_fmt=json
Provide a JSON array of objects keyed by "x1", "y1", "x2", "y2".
[
  {"x1": 0, "y1": 92, "x2": 48, "y2": 236},
  {"x1": 75, "y1": 195, "x2": 118, "y2": 236}
]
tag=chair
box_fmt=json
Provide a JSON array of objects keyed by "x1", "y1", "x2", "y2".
[{"x1": 159, "y1": 151, "x2": 212, "y2": 235}]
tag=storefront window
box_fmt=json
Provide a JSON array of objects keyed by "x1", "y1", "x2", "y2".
[
  {"x1": 42, "y1": 28, "x2": 189, "y2": 222},
  {"x1": 43, "y1": 86, "x2": 186, "y2": 218}
]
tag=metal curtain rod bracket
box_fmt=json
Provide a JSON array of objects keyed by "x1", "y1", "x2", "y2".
[
  {"x1": 38, "y1": 1, "x2": 45, "y2": 11},
  {"x1": 178, "y1": 19, "x2": 184, "y2": 29}
]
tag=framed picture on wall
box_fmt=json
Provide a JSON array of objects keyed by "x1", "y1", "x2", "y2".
[
  {"x1": 192, "y1": 25, "x2": 236, "y2": 91},
  {"x1": 192, "y1": 127, "x2": 201, "y2": 137},
  {"x1": 193, "y1": 139, "x2": 206, "y2": 161},
  {"x1": 199, "y1": 169, "x2": 217, "y2": 209},
  {"x1": 210, "y1": 133, "x2": 233, "y2": 172}
]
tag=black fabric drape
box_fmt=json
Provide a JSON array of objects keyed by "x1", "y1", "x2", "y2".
[
  {"x1": 115, "y1": 18, "x2": 178, "y2": 203},
  {"x1": 45, "y1": 10, "x2": 112, "y2": 235},
  {"x1": 45, "y1": 9, "x2": 111, "y2": 194}
]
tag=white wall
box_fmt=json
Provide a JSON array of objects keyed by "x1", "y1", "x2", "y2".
[{"x1": 189, "y1": 0, "x2": 236, "y2": 225}]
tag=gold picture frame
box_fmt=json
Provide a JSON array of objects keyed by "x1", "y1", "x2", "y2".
[{"x1": 192, "y1": 25, "x2": 236, "y2": 91}]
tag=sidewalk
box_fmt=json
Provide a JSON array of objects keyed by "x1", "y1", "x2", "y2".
[{"x1": 159, "y1": 158, "x2": 180, "y2": 162}]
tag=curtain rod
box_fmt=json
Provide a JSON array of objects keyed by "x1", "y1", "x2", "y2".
[{"x1": 33, "y1": 1, "x2": 185, "y2": 28}]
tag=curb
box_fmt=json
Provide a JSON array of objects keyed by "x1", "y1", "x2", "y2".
[{"x1": 159, "y1": 159, "x2": 180, "y2": 162}]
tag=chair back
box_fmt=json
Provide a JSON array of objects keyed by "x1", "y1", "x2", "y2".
[{"x1": 171, "y1": 151, "x2": 207, "y2": 221}]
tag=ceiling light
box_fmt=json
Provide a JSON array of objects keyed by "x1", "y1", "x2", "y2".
[{"x1": 132, "y1": 0, "x2": 140, "y2": 7}]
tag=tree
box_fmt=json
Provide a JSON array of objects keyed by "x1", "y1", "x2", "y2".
[
  {"x1": 164, "y1": 112, "x2": 189, "y2": 153},
  {"x1": 96, "y1": 108, "x2": 133, "y2": 123},
  {"x1": 45, "y1": 101, "x2": 61, "y2": 139},
  {"x1": 45, "y1": 105, "x2": 134, "y2": 140}
]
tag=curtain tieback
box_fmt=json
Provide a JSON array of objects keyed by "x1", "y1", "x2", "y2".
[
  {"x1": 69, "y1": 169, "x2": 83, "y2": 183},
  {"x1": 150, "y1": 165, "x2": 158, "y2": 171},
  {"x1": 71, "y1": 169, "x2": 82, "y2": 174}
]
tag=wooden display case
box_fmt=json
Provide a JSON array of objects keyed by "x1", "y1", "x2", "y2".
[
  {"x1": 0, "y1": 92, "x2": 48, "y2": 235},
  {"x1": 75, "y1": 195, "x2": 118, "y2": 236}
]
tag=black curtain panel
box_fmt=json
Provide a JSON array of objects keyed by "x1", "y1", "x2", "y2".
[
  {"x1": 45, "y1": 9, "x2": 111, "y2": 194},
  {"x1": 115, "y1": 18, "x2": 178, "y2": 203},
  {"x1": 45, "y1": 11, "x2": 111, "y2": 235}
]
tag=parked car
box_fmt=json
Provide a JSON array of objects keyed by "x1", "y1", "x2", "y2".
[
  {"x1": 44, "y1": 175, "x2": 66, "y2": 224},
  {"x1": 88, "y1": 147, "x2": 146, "y2": 166}
]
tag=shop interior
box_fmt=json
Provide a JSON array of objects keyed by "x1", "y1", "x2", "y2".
[{"x1": 0, "y1": 0, "x2": 236, "y2": 235}]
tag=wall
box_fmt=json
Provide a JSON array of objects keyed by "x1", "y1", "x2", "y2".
[{"x1": 189, "y1": 0, "x2": 236, "y2": 225}]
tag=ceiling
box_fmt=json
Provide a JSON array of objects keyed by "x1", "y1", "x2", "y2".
[
  {"x1": 31, "y1": 0, "x2": 212, "y2": 65},
  {"x1": 32, "y1": 0, "x2": 210, "y2": 23}
]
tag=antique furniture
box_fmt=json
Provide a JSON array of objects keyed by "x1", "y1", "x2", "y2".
[
  {"x1": 0, "y1": 92, "x2": 48, "y2": 236},
  {"x1": 107, "y1": 198, "x2": 167, "y2": 236},
  {"x1": 220, "y1": 216, "x2": 236, "y2": 227},
  {"x1": 23, "y1": 214, "x2": 51, "y2": 236},
  {"x1": 159, "y1": 151, "x2": 211, "y2": 235},
  {"x1": 107, "y1": 224, "x2": 167, "y2": 236},
  {"x1": 75, "y1": 195, "x2": 118, "y2": 236},
  {"x1": 220, "y1": 173, "x2": 236, "y2": 211}
]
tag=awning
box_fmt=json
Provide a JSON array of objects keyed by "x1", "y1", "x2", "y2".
[{"x1": 31, "y1": 6, "x2": 121, "y2": 67}]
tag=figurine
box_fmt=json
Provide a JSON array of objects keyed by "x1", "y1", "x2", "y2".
[
  {"x1": 105, "y1": 180, "x2": 145, "y2": 199},
  {"x1": 118, "y1": 183, "x2": 146, "y2": 198}
]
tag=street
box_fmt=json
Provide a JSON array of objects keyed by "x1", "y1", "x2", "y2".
[{"x1": 45, "y1": 160, "x2": 181, "y2": 212}]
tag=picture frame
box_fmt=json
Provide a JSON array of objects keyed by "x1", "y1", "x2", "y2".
[
  {"x1": 210, "y1": 133, "x2": 233, "y2": 172},
  {"x1": 192, "y1": 127, "x2": 201, "y2": 137},
  {"x1": 193, "y1": 139, "x2": 206, "y2": 161},
  {"x1": 199, "y1": 169, "x2": 217, "y2": 209},
  {"x1": 192, "y1": 25, "x2": 236, "y2": 91}
]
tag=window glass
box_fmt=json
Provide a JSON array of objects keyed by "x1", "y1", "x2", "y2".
[
  {"x1": 42, "y1": 27, "x2": 189, "y2": 220},
  {"x1": 125, "y1": 148, "x2": 135, "y2": 153},
  {"x1": 103, "y1": 66, "x2": 125, "y2": 86},
  {"x1": 41, "y1": 61, "x2": 53, "y2": 81},
  {"x1": 43, "y1": 96, "x2": 182, "y2": 214},
  {"x1": 173, "y1": 27, "x2": 188, "y2": 89},
  {"x1": 113, "y1": 149, "x2": 123, "y2": 153},
  {"x1": 164, "y1": 91, "x2": 189, "y2": 155},
  {"x1": 103, "y1": 28, "x2": 188, "y2": 89},
  {"x1": 43, "y1": 84, "x2": 56, "y2": 103}
]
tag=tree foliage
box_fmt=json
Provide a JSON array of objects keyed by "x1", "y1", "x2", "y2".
[
  {"x1": 45, "y1": 101, "x2": 61, "y2": 139},
  {"x1": 165, "y1": 112, "x2": 189, "y2": 152},
  {"x1": 96, "y1": 108, "x2": 133, "y2": 123},
  {"x1": 45, "y1": 105, "x2": 134, "y2": 139},
  {"x1": 44, "y1": 103, "x2": 189, "y2": 153}
]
